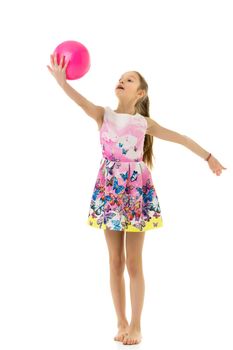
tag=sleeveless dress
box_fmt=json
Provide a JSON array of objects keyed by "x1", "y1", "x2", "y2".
[{"x1": 86, "y1": 106, "x2": 163, "y2": 232}]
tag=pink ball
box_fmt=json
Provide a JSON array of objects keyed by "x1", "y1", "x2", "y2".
[{"x1": 53, "y1": 40, "x2": 90, "y2": 80}]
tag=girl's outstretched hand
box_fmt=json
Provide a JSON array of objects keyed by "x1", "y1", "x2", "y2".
[
  {"x1": 47, "y1": 53, "x2": 69, "y2": 88},
  {"x1": 207, "y1": 155, "x2": 227, "y2": 176}
]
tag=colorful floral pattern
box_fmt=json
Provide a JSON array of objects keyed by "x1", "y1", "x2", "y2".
[{"x1": 86, "y1": 107, "x2": 163, "y2": 232}]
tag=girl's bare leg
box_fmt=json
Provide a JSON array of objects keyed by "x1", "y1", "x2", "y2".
[
  {"x1": 123, "y1": 230, "x2": 146, "y2": 345},
  {"x1": 104, "y1": 228, "x2": 129, "y2": 341}
]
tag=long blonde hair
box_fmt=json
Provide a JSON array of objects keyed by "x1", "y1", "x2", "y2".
[{"x1": 134, "y1": 71, "x2": 155, "y2": 170}]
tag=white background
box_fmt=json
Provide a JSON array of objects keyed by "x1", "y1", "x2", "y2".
[{"x1": 0, "y1": 0, "x2": 232, "y2": 349}]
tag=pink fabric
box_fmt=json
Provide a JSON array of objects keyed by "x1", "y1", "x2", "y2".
[{"x1": 86, "y1": 107, "x2": 163, "y2": 232}]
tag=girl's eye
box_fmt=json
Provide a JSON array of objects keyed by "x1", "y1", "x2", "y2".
[{"x1": 118, "y1": 79, "x2": 133, "y2": 82}]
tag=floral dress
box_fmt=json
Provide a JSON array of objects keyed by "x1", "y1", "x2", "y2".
[{"x1": 86, "y1": 106, "x2": 163, "y2": 232}]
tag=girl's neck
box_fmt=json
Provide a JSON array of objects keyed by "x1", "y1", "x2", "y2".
[{"x1": 114, "y1": 103, "x2": 136, "y2": 115}]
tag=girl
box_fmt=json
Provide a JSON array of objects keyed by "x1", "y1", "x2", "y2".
[{"x1": 47, "y1": 53, "x2": 227, "y2": 345}]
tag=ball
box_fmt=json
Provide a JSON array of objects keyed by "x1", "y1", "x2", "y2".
[{"x1": 53, "y1": 40, "x2": 90, "y2": 80}]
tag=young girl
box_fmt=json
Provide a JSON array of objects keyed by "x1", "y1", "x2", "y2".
[{"x1": 47, "y1": 53, "x2": 227, "y2": 345}]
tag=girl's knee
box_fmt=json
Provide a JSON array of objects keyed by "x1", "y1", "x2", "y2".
[{"x1": 109, "y1": 255, "x2": 126, "y2": 274}]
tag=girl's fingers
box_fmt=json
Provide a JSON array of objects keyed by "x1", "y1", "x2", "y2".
[
  {"x1": 50, "y1": 53, "x2": 70, "y2": 71},
  {"x1": 64, "y1": 57, "x2": 69, "y2": 67},
  {"x1": 216, "y1": 160, "x2": 227, "y2": 170},
  {"x1": 59, "y1": 54, "x2": 64, "y2": 68},
  {"x1": 50, "y1": 54, "x2": 54, "y2": 67},
  {"x1": 47, "y1": 65, "x2": 52, "y2": 73},
  {"x1": 54, "y1": 52, "x2": 58, "y2": 65},
  {"x1": 62, "y1": 58, "x2": 69, "y2": 71}
]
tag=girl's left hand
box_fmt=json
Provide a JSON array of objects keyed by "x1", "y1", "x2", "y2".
[
  {"x1": 47, "y1": 53, "x2": 69, "y2": 88},
  {"x1": 207, "y1": 155, "x2": 227, "y2": 176}
]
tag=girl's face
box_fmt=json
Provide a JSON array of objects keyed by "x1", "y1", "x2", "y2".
[{"x1": 115, "y1": 71, "x2": 144, "y2": 103}]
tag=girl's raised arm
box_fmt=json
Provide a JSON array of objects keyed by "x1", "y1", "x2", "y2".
[
  {"x1": 61, "y1": 81, "x2": 104, "y2": 125},
  {"x1": 47, "y1": 53, "x2": 104, "y2": 127}
]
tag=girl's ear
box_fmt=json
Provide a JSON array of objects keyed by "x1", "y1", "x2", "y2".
[{"x1": 138, "y1": 89, "x2": 146, "y2": 99}]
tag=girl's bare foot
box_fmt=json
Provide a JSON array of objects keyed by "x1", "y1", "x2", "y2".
[
  {"x1": 114, "y1": 323, "x2": 129, "y2": 342},
  {"x1": 123, "y1": 326, "x2": 142, "y2": 345}
]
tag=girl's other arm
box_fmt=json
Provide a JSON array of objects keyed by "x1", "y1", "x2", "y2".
[
  {"x1": 146, "y1": 118, "x2": 227, "y2": 175},
  {"x1": 146, "y1": 118, "x2": 209, "y2": 159}
]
